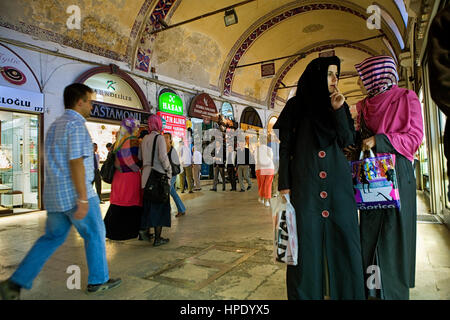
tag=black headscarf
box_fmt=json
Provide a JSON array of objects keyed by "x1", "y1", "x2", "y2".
[{"x1": 274, "y1": 56, "x2": 341, "y2": 148}]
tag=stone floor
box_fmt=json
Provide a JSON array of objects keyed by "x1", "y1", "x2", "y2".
[{"x1": 0, "y1": 182, "x2": 448, "y2": 300}]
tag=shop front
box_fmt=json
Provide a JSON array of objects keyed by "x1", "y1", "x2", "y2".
[
  {"x1": 189, "y1": 93, "x2": 219, "y2": 178},
  {"x1": 75, "y1": 64, "x2": 151, "y2": 198},
  {"x1": 420, "y1": 56, "x2": 450, "y2": 226},
  {"x1": 0, "y1": 43, "x2": 44, "y2": 216},
  {"x1": 157, "y1": 88, "x2": 186, "y2": 145},
  {"x1": 240, "y1": 107, "x2": 264, "y2": 179}
]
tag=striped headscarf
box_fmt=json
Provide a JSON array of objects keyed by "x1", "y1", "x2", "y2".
[
  {"x1": 355, "y1": 55, "x2": 399, "y2": 97},
  {"x1": 114, "y1": 117, "x2": 140, "y2": 150}
]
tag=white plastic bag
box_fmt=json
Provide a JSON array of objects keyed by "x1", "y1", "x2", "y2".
[{"x1": 271, "y1": 194, "x2": 298, "y2": 266}]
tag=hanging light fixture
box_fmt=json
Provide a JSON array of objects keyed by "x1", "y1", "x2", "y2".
[{"x1": 224, "y1": 9, "x2": 238, "y2": 26}]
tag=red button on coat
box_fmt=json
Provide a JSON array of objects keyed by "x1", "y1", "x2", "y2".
[
  {"x1": 322, "y1": 210, "x2": 330, "y2": 218},
  {"x1": 320, "y1": 191, "x2": 328, "y2": 199},
  {"x1": 319, "y1": 171, "x2": 327, "y2": 179},
  {"x1": 318, "y1": 151, "x2": 326, "y2": 158}
]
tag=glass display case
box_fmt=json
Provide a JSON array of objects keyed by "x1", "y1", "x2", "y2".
[{"x1": 0, "y1": 110, "x2": 39, "y2": 215}]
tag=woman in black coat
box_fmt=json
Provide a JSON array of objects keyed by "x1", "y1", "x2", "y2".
[{"x1": 274, "y1": 56, "x2": 365, "y2": 300}]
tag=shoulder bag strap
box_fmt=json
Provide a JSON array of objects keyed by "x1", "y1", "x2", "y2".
[{"x1": 150, "y1": 134, "x2": 160, "y2": 168}]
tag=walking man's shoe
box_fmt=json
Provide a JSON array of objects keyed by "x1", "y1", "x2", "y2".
[
  {"x1": 87, "y1": 278, "x2": 122, "y2": 294},
  {"x1": 247, "y1": 186, "x2": 252, "y2": 190},
  {"x1": 0, "y1": 279, "x2": 21, "y2": 300},
  {"x1": 240, "y1": 189, "x2": 245, "y2": 192}
]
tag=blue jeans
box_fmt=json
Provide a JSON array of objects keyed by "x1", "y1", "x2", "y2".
[
  {"x1": 10, "y1": 196, "x2": 109, "y2": 289},
  {"x1": 170, "y1": 176, "x2": 185, "y2": 213}
]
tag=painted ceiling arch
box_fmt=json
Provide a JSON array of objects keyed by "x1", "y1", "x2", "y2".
[
  {"x1": 267, "y1": 41, "x2": 379, "y2": 108},
  {"x1": 219, "y1": 1, "x2": 401, "y2": 98},
  {"x1": 0, "y1": 0, "x2": 409, "y2": 111}
]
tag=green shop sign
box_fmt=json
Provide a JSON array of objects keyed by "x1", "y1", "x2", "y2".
[{"x1": 158, "y1": 92, "x2": 183, "y2": 115}]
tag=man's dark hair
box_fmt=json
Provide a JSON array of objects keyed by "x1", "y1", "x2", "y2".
[
  {"x1": 106, "y1": 143, "x2": 112, "y2": 148},
  {"x1": 139, "y1": 130, "x2": 149, "y2": 139},
  {"x1": 64, "y1": 83, "x2": 93, "y2": 109}
]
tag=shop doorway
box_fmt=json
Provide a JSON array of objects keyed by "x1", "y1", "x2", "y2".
[
  {"x1": 85, "y1": 121, "x2": 120, "y2": 197},
  {"x1": 0, "y1": 110, "x2": 39, "y2": 215}
]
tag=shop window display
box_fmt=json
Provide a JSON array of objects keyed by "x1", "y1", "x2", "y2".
[
  {"x1": 85, "y1": 121, "x2": 120, "y2": 195},
  {"x1": 0, "y1": 111, "x2": 39, "y2": 214}
]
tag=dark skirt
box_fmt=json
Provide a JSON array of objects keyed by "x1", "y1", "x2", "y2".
[
  {"x1": 141, "y1": 198, "x2": 171, "y2": 229},
  {"x1": 104, "y1": 204, "x2": 142, "y2": 240}
]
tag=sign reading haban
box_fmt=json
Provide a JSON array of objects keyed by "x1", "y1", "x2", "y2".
[
  {"x1": 189, "y1": 93, "x2": 217, "y2": 119},
  {"x1": 159, "y1": 92, "x2": 183, "y2": 115}
]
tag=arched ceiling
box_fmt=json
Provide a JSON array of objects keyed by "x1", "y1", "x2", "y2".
[{"x1": 0, "y1": 0, "x2": 408, "y2": 108}]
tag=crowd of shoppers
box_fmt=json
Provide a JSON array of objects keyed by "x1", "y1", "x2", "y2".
[{"x1": 0, "y1": 23, "x2": 434, "y2": 299}]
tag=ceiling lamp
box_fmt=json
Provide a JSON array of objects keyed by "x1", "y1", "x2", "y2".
[{"x1": 224, "y1": 9, "x2": 238, "y2": 27}]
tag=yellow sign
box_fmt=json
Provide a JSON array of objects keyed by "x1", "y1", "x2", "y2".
[
  {"x1": 84, "y1": 73, "x2": 143, "y2": 109},
  {"x1": 240, "y1": 123, "x2": 262, "y2": 131}
]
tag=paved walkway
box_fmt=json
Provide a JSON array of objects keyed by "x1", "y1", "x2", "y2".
[{"x1": 0, "y1": 183, "x2": 448, "y2": 300}]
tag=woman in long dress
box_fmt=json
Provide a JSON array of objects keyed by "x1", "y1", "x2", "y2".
[
  {"x1": 354, "y1": 56, "x2": 423, "y2": 299},
  {"x1": 254, "y1": 135, "x2": 274, "y2": 207},
  {"x1": 139, "y1": 115, "x2": 172, "y2": 246},
  {"x1": 274, "y1": 56, "x2": 365, "y2": 300},
  {"x1": 104, "y1": 117, "x2": 142, "y2": 240}
]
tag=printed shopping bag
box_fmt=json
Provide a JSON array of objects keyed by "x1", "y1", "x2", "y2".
[
  {"x1": 350, "y1": 150, "x2": 401, "y2": 210},
  {"x1": 271, "y1": 194, "x2": 298, "y2": 265}
]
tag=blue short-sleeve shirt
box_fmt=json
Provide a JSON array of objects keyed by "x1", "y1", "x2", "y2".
[{"x1": 43, "y1": 109, "x2": 96, "y2": 212}]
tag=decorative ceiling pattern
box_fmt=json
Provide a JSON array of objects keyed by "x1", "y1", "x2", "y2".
[
  {"x1": 0, "y1": 0, "x2": 409, "y2": 109},
  {"x1": 268, "y1": 42, "x2": 378, "y2": 108}
]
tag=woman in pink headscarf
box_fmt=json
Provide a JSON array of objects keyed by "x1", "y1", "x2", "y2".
[
  {"x1": 354, "y1": 56, "x2": 424, "y2": 300},
  {"x1": 138, "y1": 114, "x2": 172, "y2": 246}
]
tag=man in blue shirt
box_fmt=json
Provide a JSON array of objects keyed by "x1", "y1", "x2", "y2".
[{"x1": 0, "y1": 83, "x2": 121, "y2": 300}]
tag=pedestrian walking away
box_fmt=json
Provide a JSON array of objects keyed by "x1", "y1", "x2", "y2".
[
  {"x1": 0, "y1": 83, "x2": 121, "y2": 300},
  {"x1": 226, "y1": 144, "x2": 237, "y2": 191},
  {"x1": 164, "y1": 132, "x2": 186, "y2": 218},
  {"x1": 255, "y1": 136, "x2": 275, "y2": 207},
  {"x1": 179, "y1": 139, "x2": 194, "y2": 193},
  {"x1": 211, "y1": 140, "x2": 226, "y2": 191},
  {"x1": 139, "y1": 115, "x2": 172, "y2": 246},
  {"x1": 192, "y1": 146, "x2": 203, "y2": 191},
  {"x1": 92, "y1": 143, "x2": 104, "y2": 203},
  {"x1": 236, "y1": 140, "x2": 253, "y2": 192}
]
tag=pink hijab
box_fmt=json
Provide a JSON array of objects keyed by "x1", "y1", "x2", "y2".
[
  {"x1": 147, "y1": 114, "x2": 162, "y2": 133},
  {"x1": 356, "y1": 85, "x2": 424, "y2": 161}
]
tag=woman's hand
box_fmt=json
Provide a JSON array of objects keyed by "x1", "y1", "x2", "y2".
[
  {"x1": 343, "y1": 145, "x2": 357, "y2": 159},
  {"x1": 362, "y1": 136, "x2": 376, "y2": 151},
  {"x1": 330, "y1": 88, "x2": 346, "y2": 110}
]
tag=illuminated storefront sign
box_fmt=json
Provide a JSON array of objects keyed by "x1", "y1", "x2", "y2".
[
  {"x1": 90, "y1": 102, "x2": 150, "y2": 125},
  {"x1": 159, "y1": 92, "x2": 183, "y2": 115},
  {"x1": 157, "y1": 111, "x2": 186, "y2": 139}
]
